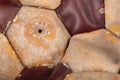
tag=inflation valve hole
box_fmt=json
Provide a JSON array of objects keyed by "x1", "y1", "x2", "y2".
[{"x1": 38, "y1": 29, "x2": 42, "y2": 33}]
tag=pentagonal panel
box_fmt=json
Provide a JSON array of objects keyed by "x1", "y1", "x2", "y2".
[
  {"x1": 16, "y1": 66, "x2": 54, "y2": 80},
  {"x1": 0, "y1": 0, "x2": 21, "y2": 33},
  {"x1": 49, "y1": 63, "x2": 72, "y2": 80},
  {"x1": 56, "y1": 0, "x2": 105, "y2": 35}
]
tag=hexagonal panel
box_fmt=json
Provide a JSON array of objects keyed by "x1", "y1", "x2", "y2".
[
  {"x1": 0, "y1": 33, "x2": 23, "y2": 80},
  {"x1": 0, "y1": 0, "x2": 21, "y2": 33},
  {"x1": 105, "y1": 0, "x2": 120, "y2": 38},
  {"x1": 6, "y1": 6, "x2": 70, "y2": 67},
  {"x1": 19, "y1": 0, "x2": 61, "y2": 9},
  {"x1": 64, "y1": 72, "x2": 120, "y2": 80},
  {"x1": 62, "y1": 29, "x2": 120, "y2": 73}
]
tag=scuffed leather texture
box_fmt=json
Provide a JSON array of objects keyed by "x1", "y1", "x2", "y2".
[
  {"x1": 56, "y1": 0, "x2": 105, "y2": 35},
  {"x1": 0, "y1": 0, "x2": 21, "y2": 33}
]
